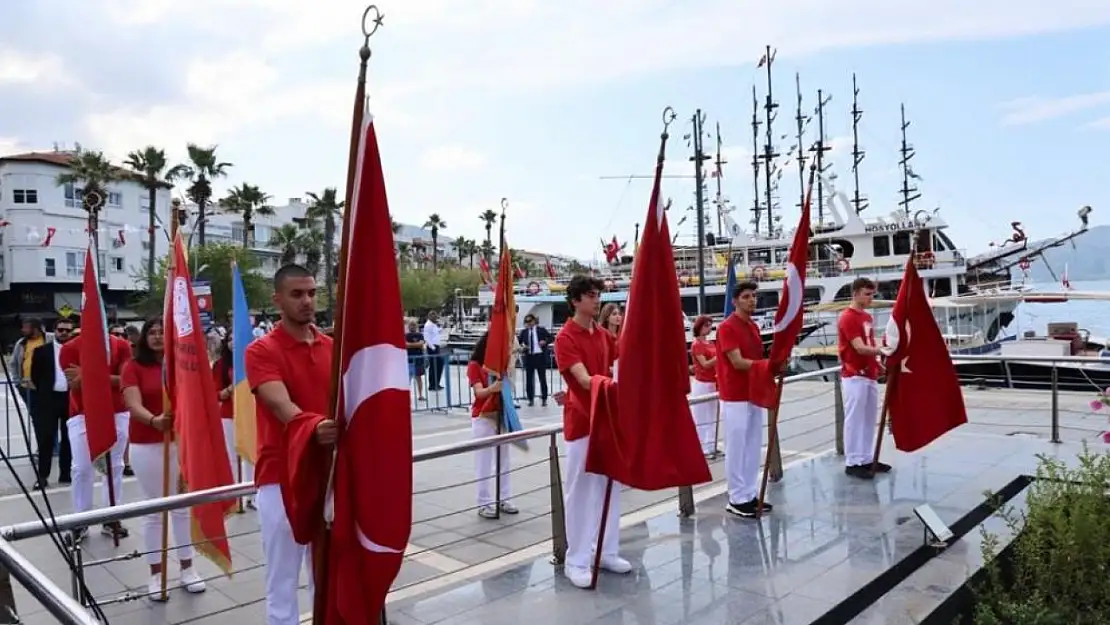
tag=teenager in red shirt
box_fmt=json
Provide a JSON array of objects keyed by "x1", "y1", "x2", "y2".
[
  {"x1": 59, "y1": 318, "x2": 133, "y2": 543},
  {"x1": 245, "y1": 264, "x2": 337, "y2": 625},
  {"x1": 714, "y1": 281, "x2": 773, "y2": 518},
  {"x1": 554, "y1": 275, "x2": 630, "y2": 589},
  {"x1": 120, "y1": 318, "x2": 206, "y2": 598},
  {"x1": 213, "y1": 334, "x2": 254, "y2": 508},
  {"x1": 690, "y1": 315, "x2": 719, "y2": 455},
  {"x1": 465, "y1": 333, "x2": 520, "y2": 520},
  {"x1": 837, "y1": 277, "x2": 892, "y2": 479}
]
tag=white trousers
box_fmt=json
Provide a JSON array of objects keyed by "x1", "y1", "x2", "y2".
[
  {"x1": 843, "y1": 376, "x2": 879, "y2": 466},
  {"x1": 221, "y1": 420, "x2": 255, "y2": 486},
  {"x1": 690, "y1": 381, "x2": 718, "y2": 454},
  {"x1": 130, "y1": 442, "x2": 195, "y2": 565},
  {"x1": 257, "y1": 484, "x2": 314, "y2": 625},
  {"x1": 721, "y1": 401, "x2": 765, "y2": 504},
  {"x1": 472, "y1": 417, "x2": 511, "y2": 506},
  {"x1": 563, "y1": 436, "x2": 621, "y2": 569},
  {"x1": 67, "y1": 412, "x2": 130, "y2": 514}
]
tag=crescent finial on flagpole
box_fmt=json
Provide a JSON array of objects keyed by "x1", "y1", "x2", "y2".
[
  {"x1": 359, "y1": 5, "x2": 384, "y2": 60},
  {"x1": 500, "y1": 197, "x2": 509, "y2": 216},
  {"x1": 662, "y1": 106, "x2": 676, "y2": 133}
]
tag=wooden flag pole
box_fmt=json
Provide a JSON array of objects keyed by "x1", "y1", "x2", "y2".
[
  {"x1": 870, "y1": 370, "x2": 897, "y2": 474},
  {"x1": 158, "y1": 204, "x2": 182, "y2": 600},
  {"x1": 756, "y1": 373, "x2": 785, "y2": 518},
  {"x1": 312, "y1": 6, "x2": 379, "y2": 624},
  {"x1": 236, "y1": 458, "x2": 244, "y2": 514},
  {"x1": 587, "y1": 478, "x2": 615, "y2": 590}
]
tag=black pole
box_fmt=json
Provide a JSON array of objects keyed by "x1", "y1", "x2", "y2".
[
  {"x1": 850, "y1": 73, "x2": 868, "y2": 214},
  {"x1": 750, "y1": 86, "x2": 762, "y2": 236},
  {"x1": 793, "y1": 73, "x2": 807, "y2": 215},
  {"x1": 898, "y1": 103, "x2": 921, "y2": 216},
  {"x1": 691, "y1": 109, "x2": 710, "y2": 314},
  {"x1": 762, "y1": 45, "x2": 779, "y2": 236},
  {"x1": 811, "y1": 89, "x2": 832, "y2": 224},
  {"x1": 713, "y1": 121, "x2": 727, "y2": 237}
]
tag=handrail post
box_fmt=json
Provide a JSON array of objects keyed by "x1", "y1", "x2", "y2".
[
  {"x1": 0, "y1": 564, "x2": 16, "y2": 624},
  {"x1": 834, "y1": 371, "x2": 845, "y2": 456},
  {"x1": 1050, "y1": 364, "x2": 1061, "y2": 444},
  {"x1": 547, "y1": 433, "x2": 567, "y2": 565},
  {"x1": 768, "y1": 403, "x2": 783, "y2": 482},
  {"x1": 443, "y1": 349, "x2": 453, "y2": 410}
]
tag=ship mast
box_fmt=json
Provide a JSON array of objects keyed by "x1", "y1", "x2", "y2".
[
  {"x1": 849, "y1": 73, "x2": 869, "y2": 214},
  {"x1": 750, "y1": 85, "x2": 762, "y2": 236},
  {"x1": 810, "y1": 89, "x2": 832, "y2": 224},
  {"x1": 793, "y1": 73, "x2": 809, "y2": 216},
  {"x1": 713, "y1": 121, "x2": 727, "y2": 237},
  {"x1": 690, "y1": 108, "x2": 711, "y2": 314},
  {"x1": 760, "y1": 45, "x2": 779, "y2": 236},
  {"x1": 898, "y1": 103, "x2": 922, "y2": 216}
]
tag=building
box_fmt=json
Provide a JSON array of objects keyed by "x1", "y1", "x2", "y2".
[{"x1": 0, "y1": 150, "x2": 173, "y2": 335}]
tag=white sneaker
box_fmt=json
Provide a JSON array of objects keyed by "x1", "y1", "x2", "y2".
[
  {"x1": 564, "y1": 565, "x2": 592, "y2": 589},
  {"x1": 147, "y1": 575, "x2": 169, "y2": 602},
  {"x1": 599, "y1": 555, "x2": 632, "y2": 574},
  {"x1": 477, "y1": 505, "x2": 498, "y2": 519},
  {"x1": 180, "y1": 567, "x2": 206, "y2": 593}
]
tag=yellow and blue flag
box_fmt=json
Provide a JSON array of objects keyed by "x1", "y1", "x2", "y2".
[{"x1": 231, "y1": 262, "x2": 258, "y2": 463}]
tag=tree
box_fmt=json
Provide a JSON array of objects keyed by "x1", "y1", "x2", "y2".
[
  {"x1": 131, "y1": 243, "x2": 270, "y2": 320},
  {"x1": 305, "y1": 188, "x2": 344, "y2": 318},
  {"x1": 454, "y1": 237, "x2": 478, "y2": 268},
  {"x1": 398, "y1": 266, "x2": 482, "y2": 314},
  {"x1": 219, "y1": 183, "x2": 274, "y2": 248},
  {"x1": 269, "y1": 224, "x2": 302, "y2": 265},
  {"x1": 300, "y1": 228, "x2": 325, "y2": 277},
  {"x1": 479, "y1": 209, "x2": 498, "y2": 256},
  {"x1": 123, "y1": 146, "x2": 171, "y2": 290},
  {"x1": 56, "y1": 148, "x2": 122, "y2": 265},
  {"x1": 423, "y1": 213, "x2": 447, "y2": 273},
  {"x1": 167, "y1": 144, "x2": 232, "y2": 246}
]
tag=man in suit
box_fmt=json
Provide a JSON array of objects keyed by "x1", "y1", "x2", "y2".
[
  {"x1": 517, "y1": 314, "x2": 551, "y2": 407},
  {"x1": 28, "y1": 317, "x2": 74, "y2": 489}
]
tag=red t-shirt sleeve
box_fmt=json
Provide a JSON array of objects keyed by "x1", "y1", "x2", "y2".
[
  {"x1": 466, "y1": 361, "x2": 484, "y2": 388},
  {"x1": 111, "y1": 338, "x2": 132, "y2": 374},
  {"x1": 838, "y1": 311, "x2": 865, "y2": 344},
  {"x1": 245, "y1": 340, "x2": 282, "y2": 391},
  {"x1": 554, "y1": 333, "x2": 582, "y2": 373},
  {"x1": 59, "y1": 340, "x2": 77, "y2": 370},
  {"x1": 120, "y1": 360, "x2": 140, "y2": 390},
  {"x1": 716, "y1": 321, "x2": 737, "y2": 355}
]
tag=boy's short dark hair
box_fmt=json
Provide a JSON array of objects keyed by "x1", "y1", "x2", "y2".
[
  {"x1": 732, "y1": 281, "x2": 759, "y2": 299},
  {"x1": 566, "y1": 275, "x2": 605, "y2": 306},
  {"x1": 274, "y1": 264, "x2": 314, "y2": 292},
  {"x1": 851, "y1": 277, "x2": 876, "y2": 293}
]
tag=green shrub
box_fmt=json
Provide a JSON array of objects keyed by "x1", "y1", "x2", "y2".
[{"x1": 972, "y1": 445, "x2": 1110, "y2": 625}]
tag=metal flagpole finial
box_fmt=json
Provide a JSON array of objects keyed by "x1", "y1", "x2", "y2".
[
  {"x1": 500, "y1": 197, "x2": 509, "y2": 216},
  {"x1": 360, "y1": 4, "x2": 385, "y2": 59},
  {"x1": 662, "y1": 106, "x2": 676, "y2": 134}
]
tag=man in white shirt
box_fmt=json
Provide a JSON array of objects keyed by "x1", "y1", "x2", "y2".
[{"x1": 423, "y1": 312, "x2": 446, "y2": 391}]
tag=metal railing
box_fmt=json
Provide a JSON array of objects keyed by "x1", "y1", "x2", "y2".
[
  {"x1": 404, "y1": 350, "x2": 566, "y2": 414},
  {"x1": 0, "y1": 353, "x2": 1105, "y2": 623}
]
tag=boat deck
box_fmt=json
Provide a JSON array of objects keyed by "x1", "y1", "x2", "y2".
[{"x1": 0, "y1": 379, "x2": 1102, "y2": 624}]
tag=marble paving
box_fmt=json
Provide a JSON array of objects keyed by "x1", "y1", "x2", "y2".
[{"x1": 0, "y1": 376, "x2": 1101, "y2": 624}]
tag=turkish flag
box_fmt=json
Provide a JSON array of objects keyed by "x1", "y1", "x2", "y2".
[
  {"x1": 323, "y1": 113, "x2": 413, "y2": 624},
  {"x1": 77, "y1": 245, "x2": 117, "y2": 462},
  {"x1": 584, "y1": 134, "x2": 711, "y2": 491},
  {"x1": 163, "y1": 233, "x2": 235, "y2": 572},
  {"x1": 749, "y1": 168, "x2": 815, "y2": 409},
  {"x1": 883, "y1": 258, "x2": 967, "y2": 451}
]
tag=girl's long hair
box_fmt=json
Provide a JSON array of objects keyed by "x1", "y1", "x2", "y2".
[
  {"x1": 470, "y1": 332, "x2": 489, "y2": 364},
  {"x1": 133, "y1": 317, "x2": 164, "y2": 366},
  {"x1": 219, "y1": 333, "x2": 233, "y2": 388},
  {"x1": 599, "y1": 303, "x2": 622, "y2": 335}
]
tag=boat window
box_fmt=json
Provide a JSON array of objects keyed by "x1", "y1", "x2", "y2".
[
  {"x1": 833, "y1": 284, "x2": 853, "y2": 301},
  {"x1": 748, "y1": 248, "x2": 772, "y2": 264},
  {"x1": 803, "y1": 287, "x2": 822, "y2": 304},
  {"x1": 932, "y1": 235, "x2": 948, "y2": 251},
  {"x1": 774, "y1": 248, "x2": 789, "y2": 264},
  {"x1": 757, "y1": 291, "x2": 779, "y2": 310},
  {"x1": 892, "y1": 231, "x2": 912, "y2": 255},
  {"x1": 936, "y1": 230, "x2": 957, "y2": 252},
  {"x1": 915, "y1": 230, "x2": 932, "y2": 252},
  {"x1": 872, "y1": 236, "x2": 891, "y2": 257},
  {"x1": 877, "y1": 280, "x2": 901, "y2": 299},
  {"x1": 929, "y1": 278, "x2": 953, "y2": 298}
]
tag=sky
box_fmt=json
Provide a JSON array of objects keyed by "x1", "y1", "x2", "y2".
[{"x1": 2, "y1": 0, "x2": 1109, "y2": 263}]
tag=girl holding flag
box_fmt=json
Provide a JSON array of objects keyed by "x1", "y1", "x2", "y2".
[
  {"x1": 213, "y1": 334, "x2": 255, "y2": 508},
  {"x1": 120, "y1": 318, "x2": 206, "y2": 598},
  {"x1": 467, "y1": 333, "x2": 518, "y2": 519}
]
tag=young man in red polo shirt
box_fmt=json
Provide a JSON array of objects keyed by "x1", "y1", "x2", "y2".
[
  {"x1": 554, "y1": 275, "x2": 631, "y2": 589},
  {"x1": 59, "y1": 322, "x2": 133, "y2": 544},
  {"x1": 245, "y1": 264, "x2": 338, "y2": 625},
  {"x1": 715, "y1": 281, "x2": 772, "y2": 518},
  {"x1": 837, "y1": 277, "x2": 892, "y2": 479}
]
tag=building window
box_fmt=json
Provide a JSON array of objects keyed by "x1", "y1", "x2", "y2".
[
  {"x1": 65, "y1": 252, "x2": 107, "y2": 277},
  {"x1": 110, "y1": 257, "x2": 124, "y2": 273},
  {"x1": 13, "y1": 189, "x2": 38, "y2": 204},
  {"x1": 108, "y1": 192, "x2": 122, "y2": 207},
  {"x1": 44, "y1": 258, "x2": 56, "y2": 277},
  {"x1": 64, "y1": 183, "x2": 83, "y2": 208}
]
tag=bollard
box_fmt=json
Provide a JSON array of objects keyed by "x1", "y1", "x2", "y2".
[{"x1": 834, "y1": 372, "x2": 845, "y2": 456}]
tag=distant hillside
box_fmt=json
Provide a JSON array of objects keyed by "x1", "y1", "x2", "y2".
[{"x1": 1022, "y1": 225, "x2": 1110, "y2": 283}]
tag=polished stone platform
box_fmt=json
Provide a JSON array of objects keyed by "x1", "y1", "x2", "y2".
[{"x1": 385, "y1": 432, "x2": 1080, "y2": 625}]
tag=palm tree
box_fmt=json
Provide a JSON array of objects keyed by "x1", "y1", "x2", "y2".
[
  {"x1": 300, "y1": 228, "x2": 325, "y2": 277},
  {"x1": 269, "y1": 223, "x2": 301, "y2": 265},
  {"x1": 479, "y1": 210, "x2": 498, "y2": 254},
  {"x1": 305, "y1": 188, "x2": 344, "y2": 315},
  {"x1": 56, "y1": 148, "x2": 121, "y2": 268},
  {"x1": 397, "y1": 242, "x2": 412, "y2": 268},
  {"x1": 479, "y1": 240, "x2": 495, "y2": 262},
  {"x1": 391, "y1": 219, "x2": 402, "y2": 235},
  {"x1": 220, "y1": 183, "x2": 274, "y2": 248},
  {"x1": 423, "y1": 213, "x2": 447, "y2": 273},
  {"x1": 123, "y1": 147, "x2": 170, "y2": 289},
  {"x1": 167, "y1": 144, "x2": 232, "y2": 246},
  {"x1": 453, "y1": 236, "x2": 471, "y2": 265}
]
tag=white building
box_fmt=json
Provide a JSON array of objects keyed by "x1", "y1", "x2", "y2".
[{"x1": 0, "y1": 151, "x2": 173, "y2": 326}]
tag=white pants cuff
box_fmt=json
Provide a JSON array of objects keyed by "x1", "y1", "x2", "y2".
[{"x1": 257, "y1": 484, "x2": 313, "y2": 625}]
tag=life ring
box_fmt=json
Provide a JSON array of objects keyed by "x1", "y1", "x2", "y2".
[
  {"x1": 836, "y1": 259, "x2": 850, "y2": 272},
  {"x1": 752, "y1": 265, "x2": 767, "y2": 280},
  {"x1": 916, "y1": 251, "x2": 935, "y2": 269}
]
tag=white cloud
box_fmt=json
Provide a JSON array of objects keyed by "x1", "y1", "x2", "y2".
[
  {"x1": 1086, "y1": 116, "x2": 1110, "y2": 130},
  {"x1": 419, "y1": 145, "x2": 488, "y2": 173},
  {"x1": 0, "y1": 49, "x2": 72, "y2": 87},
  {"x1": 998, "y1": 91, "x2": 1110, "y2": 126},
  {"x1": 0, "y1": 137, "x2": 29, "y2": 156}
]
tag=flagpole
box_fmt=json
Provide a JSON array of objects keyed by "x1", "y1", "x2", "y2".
[
  {"x1": 756, "y1": 375, "x2": 784, "y2": 517},
  {"x1": 870, "y1": 378, "x2": 894, "y2": 473},
  {"x1": 314, "y1": 6, "x2": 381, "y2": 624},
  {"x1": 588, "y1": 105, "x2": 676, "y2": 591},
  {"x1": 158, "y1": 203, "x2": 182, "y2": 600},
  {"x1": 711, "y1": 243, "x2": 733, "y2": 460},
  {"x1": 494, "y1": 200, "x2": 508, "y2": 521}
]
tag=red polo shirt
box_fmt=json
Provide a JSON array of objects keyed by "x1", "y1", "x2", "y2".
[
  {"x1": 120, "y1": 360, "x2": 167, "y2": 444},
  {"x1": 554, "y1": 319, "x2": 615, "y2": 441},
  {"x1": 838, "y1": 307, "x2": 880, "y2": 379},
  {"x1": 245, "y1": 323, "x2": 333, "y2": 487},
  {"x1": 691, "y1": 339, "x2": 717, "y2": 383},
  {"x1": 466, "y1": 361, "x2": 486, "y2": 418},
  {"x1": 212, "y1": 359, "x2": 234, "y2": 419},
  {"x1": 59, "y1": 334, "x2": 133, "y2": 418},
  {"x1": 714, "y1": 314, "x2": 763, "y2": 402}
]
